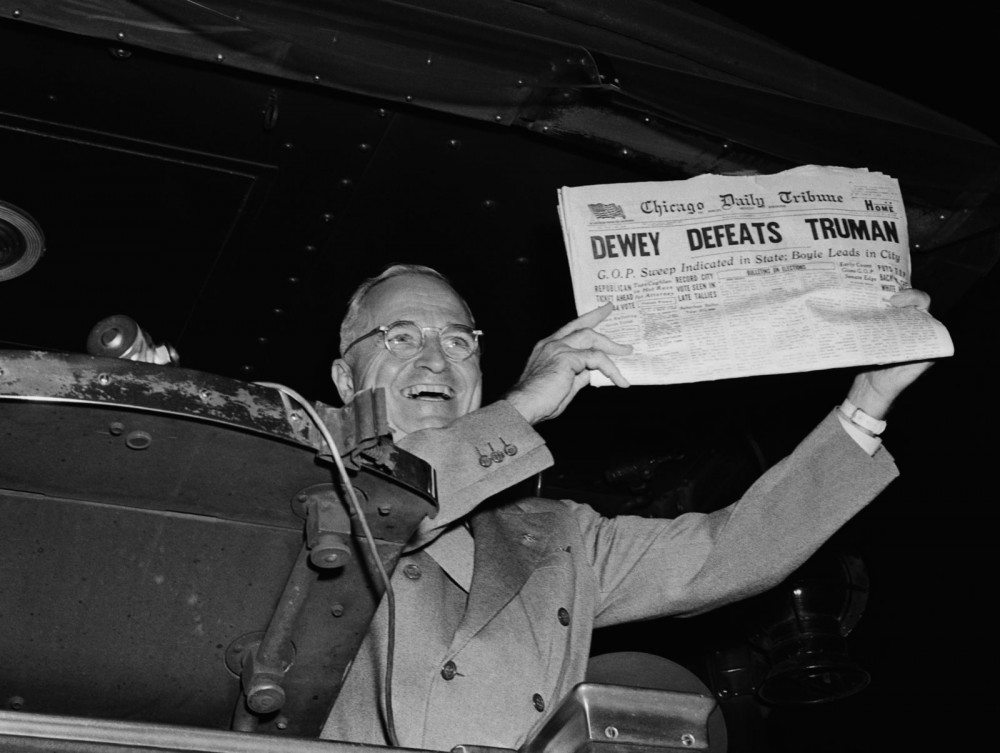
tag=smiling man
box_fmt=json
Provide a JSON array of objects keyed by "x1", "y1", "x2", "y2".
[
  {"x1": 322, "y1": 263, "x2": 933, "y2": 751},
  {"x1": 332, "y1": 268, "x2": 484, "y2": 437}
]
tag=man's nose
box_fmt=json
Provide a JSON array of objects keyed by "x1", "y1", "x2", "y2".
[{"x1": 413, "y1": 331, "x2": 448, "y2": 370}]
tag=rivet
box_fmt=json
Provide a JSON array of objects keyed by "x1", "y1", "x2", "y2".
[
  {"x1": 516, "y1": 79, "x2": 525, "y2": 86},
  {"x1": 541, "y1": 125, "x2": 550, "y2": 133},
  {"x1": 621, "y1": 148, "x2": 630, "y2": 157},
  {"x1": 494, "y1": 114, "x2": 503, "y2": 122},
  {"x1": 405, "y1": 95, "x2": 413, "y2": 102},
  {"x1": 313, "y1": 75, "x2": 321, "y2": 82},
  {"x1": 448, "y1": 139, "x2": 461, "y2": 149},
  {"x1": 681, "y1": 733, "x2": 696, "y2": 746},
  {"x1": 604, "y1": 726, "x2": 618, "y2": 739},
  {"x1": 199, "y1": 389, "x2": 210, "y2": 401},
  {"x1": 97, "y1": 373, "x2": 111, "y2": 386},
  {"x1": 116, "y1": 32, "x2": 126, "y2": 41},
  {"x1": 241, "y1": 365, "x2": 255, "y2": 374},
  {"x1": 426, "y1": 56, "x2": 433, "y2": 65},
  {"x1": 339, "y1": 177, "x2": 353, "y2": 187},
  {"x1": 12, "y1": 10, "x2": 21, "y2": 19},
  {"x1": 304, "y1": 244, "x2": 317, "y2": 253},
  {"x1": 358, "y1": 143, "x2": 371, "y2": 152},
  {"x1": 283, "y1": 142, "x2": 294, "y2": 149},
  {"x1": 272, "y1": 308, "x2": 284, "y2": 317},
  {"x1": 376, "y1": 108, "x2": 387, "y2": 117},
  {"x1": 125, "y1": 430, "x2": 152, "y2": 451},
  {"x1": 215, "y1": 53, "x2": 225, "y2": 62},
  {"x1": 482, "y1": 199, "x2": 496, "y2": 210},
  {"x1": 331, "y1": 603, "x2": 345, "y2": 617},
  {"x1": 8, "y1": 696, "x2": 24, "y2": 710},
  {"x1": 287, "y1": 276, "x2": 299, "y2": 285},
  {"x1": 322, "y1": 212, "x2": 334, "y2": 223},
  {"x1": 275, "y1": 716, "x2": 289, "y2": 730},
  {"x1": 377, "y1": 505, "x2": 392, "y2": 516},
  {"x1": 257, "y1": 336, "x2": 269, "y2": 345}
]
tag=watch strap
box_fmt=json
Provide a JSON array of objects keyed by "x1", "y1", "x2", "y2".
[{"x1": 839, "y1": 398, "x2": 887, "y2": 436}]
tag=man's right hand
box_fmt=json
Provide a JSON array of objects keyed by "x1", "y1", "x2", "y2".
[{"x1": 503, "y1": 303, "x2": 633, "y2": 425}]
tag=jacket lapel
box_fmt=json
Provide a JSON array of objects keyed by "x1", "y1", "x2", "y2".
[{"x1": 449, "y1": 503, "x2": 556, "y2": 652}]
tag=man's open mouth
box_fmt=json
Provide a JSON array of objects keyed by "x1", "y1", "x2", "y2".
[{"x1": 402, "y1": 384, "x2": 455, "y2": 401}]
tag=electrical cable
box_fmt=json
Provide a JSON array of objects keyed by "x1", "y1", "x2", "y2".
[{"x1": 255, "y1": 382, "x2": 400, "y2": 747}]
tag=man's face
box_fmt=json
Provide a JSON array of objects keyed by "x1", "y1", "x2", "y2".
[{"x1": 332, "y1": 274, "x2": 483, "y2": 438}]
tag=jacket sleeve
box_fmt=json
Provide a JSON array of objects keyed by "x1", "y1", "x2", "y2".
[
  {"x1": 570, "y1": 410, "x2": 899, "y2": 626},
  {"x1": 399, "y1": 400, "x2": 553, "y2": 546}
]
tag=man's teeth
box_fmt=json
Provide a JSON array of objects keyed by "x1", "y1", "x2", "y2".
[{"x1": 403, "y1": 385, "x2": 455, "y2": 400}]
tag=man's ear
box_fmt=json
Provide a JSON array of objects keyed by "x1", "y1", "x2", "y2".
[{"x1": 331, "y1": 358, "x2": 356, "y2": 405}]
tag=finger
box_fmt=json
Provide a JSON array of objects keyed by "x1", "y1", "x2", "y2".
[
  {"x1": 550, "y1": 302, "x2": 615, "y2": 340},
  {"x1": 888, "y1": 289, "x2": 931, "y2": 309},
  {"x1": 575, "y1": 348, "x2": 631, "y2": 388},
  {"x1": 559, "y1": 328, "x2": 634, "y2": 356}
]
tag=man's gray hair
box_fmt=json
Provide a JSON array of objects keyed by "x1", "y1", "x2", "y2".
[{"x1": 338, "y1": 264, "x2": 473, "y2": 357}]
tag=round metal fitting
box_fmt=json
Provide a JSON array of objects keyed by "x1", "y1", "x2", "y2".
[
  {"x1": 604, "y1": 726, "x2": 619, "y2": 739},
  {"x1": 0, "y1": 201, "x2": 46, "y2": 282},
  {"x1": 247, "y1": 679, "x2": 284, "y2": 713},
  {"x1": 125, "y1": 430, "x2": 152, "y2": 450},
  {"x1": 681, "y1": 733, "x2": 696, "y2": 747}
]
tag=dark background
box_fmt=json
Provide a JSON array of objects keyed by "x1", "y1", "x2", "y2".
[{"x1": 1, "y1": 2, "x2": 997, "y2": 751}]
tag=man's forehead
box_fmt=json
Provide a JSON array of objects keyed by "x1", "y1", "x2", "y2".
[{"x1": 362, "y1": 273, "x2": 473, "y2": 323}]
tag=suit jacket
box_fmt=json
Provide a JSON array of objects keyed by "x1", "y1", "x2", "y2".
[{"x1": 322, "y1": 402, "x2": 898, "y2": 750}]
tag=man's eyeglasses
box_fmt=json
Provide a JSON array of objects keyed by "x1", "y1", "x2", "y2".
[{"x1": 342, "y1": 320, "x2": 483, "y2": 362}]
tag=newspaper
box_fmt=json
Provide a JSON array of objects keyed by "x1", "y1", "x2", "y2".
[{"x1": 558, "y1": 166, "x2": 954, "y2": 386}]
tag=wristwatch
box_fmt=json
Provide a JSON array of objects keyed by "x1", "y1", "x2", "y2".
[{"x1": 839, "y1": 398, "x2": 887, "y2": 436}]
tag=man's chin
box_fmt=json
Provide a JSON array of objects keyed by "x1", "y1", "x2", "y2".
[{"x1": 390, "y1": 402, "x2": 466, "y2": 437}]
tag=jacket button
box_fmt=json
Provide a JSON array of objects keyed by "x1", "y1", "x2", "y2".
[
  {"x1": 403, "y1": 563, "x2": 421, "y2": 580},
  {"x1": 557, "y1": 607, "x2": 570, "y2": 626},
  {"x1": 441, "y1": 660, "x2": 457, "y2": 681},
  {"x1": 532, "y1": 693, "x2": 545, "y2": 712}
]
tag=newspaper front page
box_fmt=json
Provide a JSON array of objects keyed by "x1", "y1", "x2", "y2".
[{"x1": 558, "y1": 166, "x2": 954, "y2": 386}]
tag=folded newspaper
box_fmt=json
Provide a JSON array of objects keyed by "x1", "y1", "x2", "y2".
[{"x1": 558, "y1": 166, "x2": 954, "y2": 386}]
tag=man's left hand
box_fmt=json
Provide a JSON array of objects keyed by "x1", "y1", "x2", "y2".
[{"x1": 847, "y1": 288, "x2": 937, "y2": 418}]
